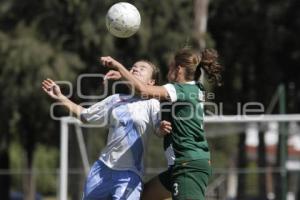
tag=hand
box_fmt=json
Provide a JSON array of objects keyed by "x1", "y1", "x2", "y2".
[
  {"x1": 104, "y1": 70, "x2": 122, "y2": 80},
  {"x1": 100, "y1": 56, "x2": 123, "y2": 70},
  {"x1": 42, "y1": 78, "x2": 64, "y2": 100},
  {"x1": 159, "y1": 120, "x2": 172, "y2": 136}
]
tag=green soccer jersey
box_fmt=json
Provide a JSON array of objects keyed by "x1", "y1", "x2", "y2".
[{"x1": 163, "y1": 81, "x2": 210, "y2": 162}]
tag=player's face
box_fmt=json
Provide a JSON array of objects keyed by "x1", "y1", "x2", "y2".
[{"x1": 130, "y1": 61, "x2": 155, "y2": 85}]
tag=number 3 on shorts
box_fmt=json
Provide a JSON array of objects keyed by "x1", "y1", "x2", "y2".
[{"x1": 173, "y1": 182, "x2": 179, "y2": 196}]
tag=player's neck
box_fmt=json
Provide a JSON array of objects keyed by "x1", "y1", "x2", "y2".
[{"x1": 176, "y1": 76, "x2": 188, "y2": 83}]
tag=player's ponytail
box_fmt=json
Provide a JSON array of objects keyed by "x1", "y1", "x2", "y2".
[
  {"x1": 195, "y1": 49, "x2": 223, "y2": 86},
  {"x1": 174, "y1": 48, "x2": 223, "y2": 86}
]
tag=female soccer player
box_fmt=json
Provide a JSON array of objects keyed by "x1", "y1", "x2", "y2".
[
  {"x1": 42, "y1": 60, "x2": 167, "y2": 200},
  {"x1": 101, "y1": 48, "x2": 223, "y2": 200}
]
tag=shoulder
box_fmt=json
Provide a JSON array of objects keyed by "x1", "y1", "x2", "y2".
[
  {"x1": 103, "y1": 94, "x2": 118, "y2": 103},
  {"x1": 140, "y1": 98, "x2": 160, "y2": 107},
  {"x1": 110, "y1": 93, "x2": 120, "y2": 100},
  {"x1": 136, "y1": 98, "x2": 160, "y2": 112},
  {"x1": 148, "y1": 98, "x2": 160, "y2": 105}
]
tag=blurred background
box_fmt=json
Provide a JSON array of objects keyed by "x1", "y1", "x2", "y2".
[{"x1": 0, "y1": 0, "x2": 300, "y2": 200}]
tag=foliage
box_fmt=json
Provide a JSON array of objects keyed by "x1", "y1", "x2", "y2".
[
  {"x1": 33, "y1": 145, "x2": 58, "y2": 194},
  {"x1": 1, "y1": 0, "x2": 300, "y2": 198},
  {"x1": 9, "y1": 142, "x2": 23, "y2": 191},
  {"x1": 0, "y1": 25, "x2": 84, "y2": 144},
  {"x1": 0, "y1": 0, "x2": 199, "y2": 196},
  {"x1": 209, "y1": 0, "x2": 300, "y2": 113}
]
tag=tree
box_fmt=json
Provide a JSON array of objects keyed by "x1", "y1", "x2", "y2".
[
  {"x1": 0, "y1": 0, "x2": 200, "y2": 198},
  {"x1": 0, "y1": 26, "x2": 83, "y2": 199},
  {"x1": 194, "y1": 0, "x2": 210, "y2": 49},
  {"x1": 209, "y1": 0, "x2": 300, "y2": 198}
]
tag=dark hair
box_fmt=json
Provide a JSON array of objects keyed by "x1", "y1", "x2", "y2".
[
  {"x1": 139, "y1": 60, "x2": 160, "y2": 85},
  {"x1": 197, "y1": 49, "x2": 223, "y2": 86},
  {"x1": 174, "y1": 48, "x2": 223, "y2": 86}
]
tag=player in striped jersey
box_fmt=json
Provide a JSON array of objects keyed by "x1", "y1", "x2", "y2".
[{"x1": 42, "y1": 60, "x2": 167, "y2": 200}]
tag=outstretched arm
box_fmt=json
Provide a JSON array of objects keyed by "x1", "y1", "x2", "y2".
[
  {"x1": 42, "y1": 78, "x2": 83, "y2": 118},
  {"x1": 100, "y1": 56, "x2": 170, "y2": 100}
]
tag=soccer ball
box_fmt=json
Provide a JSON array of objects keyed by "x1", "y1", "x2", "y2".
[{"x1": 106, "y1": 2, "x2": 141, "y2": 38}]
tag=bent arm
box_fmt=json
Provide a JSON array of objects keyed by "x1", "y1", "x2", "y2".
[
  {"x1": 100, "y1": 56, "x2": 170, "y2": 100},
  {"x1": 42, "y1": 78, "x2": 84, "y2": 119},
  {"x1": 118, "y1": 65, "x2": 169, "y2": 100}
]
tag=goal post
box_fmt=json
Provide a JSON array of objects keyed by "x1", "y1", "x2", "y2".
[
  {"x1": 58, "y1": 114, "x2": 300, "y2": 200},
  {"x1": 204, "y1": 114, "x2": 300, "y2": 123},
  {"x1": 203, "y1": 114, "x2": 300, "y2": 200},
  {"x1": 59, "y1": 117, "x2": 90, "y2": 200}
]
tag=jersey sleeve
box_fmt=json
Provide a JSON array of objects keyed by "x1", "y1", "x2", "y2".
[
  {"x1": 80, "y1": 95, "x2": 116, "y2": 126},
  {"x1": 163, "y1": 83, "x2": 189, "y2": 102},
  {"x1": 163, "y1": 83, "x2": 177, "y2": 102}
]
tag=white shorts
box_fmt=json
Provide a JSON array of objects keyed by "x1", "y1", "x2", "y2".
[{"x1": 82, "y1": 160, "x2": 142, "y2": 200}]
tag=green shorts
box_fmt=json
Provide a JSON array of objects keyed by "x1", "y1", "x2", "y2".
[{"x1": 159, "y1": 159, "x2": 212, "y2": 200}]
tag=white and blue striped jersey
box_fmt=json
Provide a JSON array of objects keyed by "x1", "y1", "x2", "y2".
[{"x1": 80, "y1": 94, "x2": 160, "y2": 178}]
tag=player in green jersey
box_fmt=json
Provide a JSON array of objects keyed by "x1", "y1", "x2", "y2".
[{"x1": 101, "y1": 48, "x2": 223, "y2": 200}]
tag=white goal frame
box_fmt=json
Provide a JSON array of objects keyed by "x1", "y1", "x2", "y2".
[{"x1": 58, "y1": 114, "x2": 300, "y2": 200}]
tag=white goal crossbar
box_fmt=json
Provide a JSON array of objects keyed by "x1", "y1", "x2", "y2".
[
  {"x1": 58, "y1": 114, "x2": 300, "y2": 200},
  {"x1": 204, "y1": 114, "x2": 300, "y2": 123}
]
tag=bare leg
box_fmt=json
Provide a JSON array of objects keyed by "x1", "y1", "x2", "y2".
[{"x1": 142, "y1": 176, "x2": 171, "y2": 200}]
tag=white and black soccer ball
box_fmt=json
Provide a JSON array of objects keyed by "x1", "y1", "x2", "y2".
[{"x1": 106, "y1": 2, "x2": 141, "y2": 38}]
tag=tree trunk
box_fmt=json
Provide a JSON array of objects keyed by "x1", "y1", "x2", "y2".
[
  {"x1": 237, "y1": 132, "x2": 247, "y2": 199},
  {"x1": 0, "y1": 115, "x2": 10, "y2": 200},
  {"x1": 0, "y1": 148, "x2": 10, "y2": 200},
  {"x1": 21, "y1": 118, "x2": 36, "y2": 200},
  {"x1": 23, "y1": 170, "x2": 36, "y2": 200},
  {"x1": 297, "y1": 176, "x2": 300, "y2": 200},
  {"x1": 194, "y1": 0, "x2": 209, "y2": 49},
  {"x1": 258, "y1": 131, "x2": 267, "y2": 199},
  {"x1": 23, "y1": 146, "x2": 36, "y2": 200}
]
